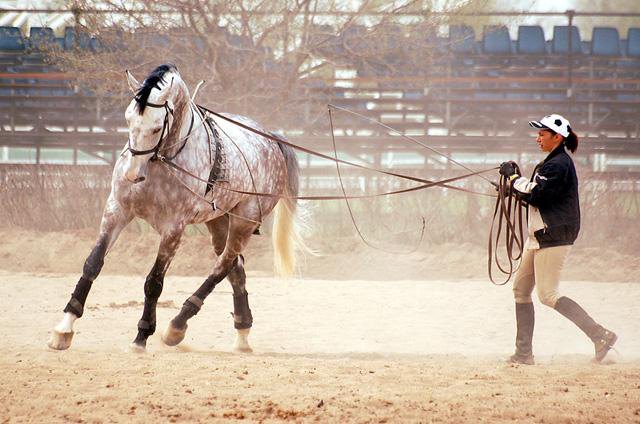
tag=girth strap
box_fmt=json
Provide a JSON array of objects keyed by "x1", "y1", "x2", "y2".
[{"x1": 204, "y1": 119, "x2": 227, "y2": 196}]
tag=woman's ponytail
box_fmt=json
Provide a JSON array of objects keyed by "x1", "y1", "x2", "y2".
[{"x1": 564, "y1": 129, "x2": 579, "y2": 153}]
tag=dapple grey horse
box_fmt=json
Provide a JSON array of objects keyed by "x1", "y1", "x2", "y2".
[{"x1": 48, "y1": 63, "x2": 302, "y2": 353}]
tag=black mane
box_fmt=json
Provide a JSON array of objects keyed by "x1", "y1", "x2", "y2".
[{"x1": 134, "y1": 63, "x2": 177, "y2": 115}]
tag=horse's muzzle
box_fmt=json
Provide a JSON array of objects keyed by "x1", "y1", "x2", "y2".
[{"x1": 124, "y1": 155, "x2": 149, "y2": 183}]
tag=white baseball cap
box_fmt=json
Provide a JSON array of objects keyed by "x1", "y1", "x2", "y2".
[{"x1": 528, "y1": 114, "x2": 572, "y2": 137}]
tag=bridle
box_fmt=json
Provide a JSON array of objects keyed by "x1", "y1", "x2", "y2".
[{"x1": 125, "y1": 100, "x2": 196, "y2": 161}]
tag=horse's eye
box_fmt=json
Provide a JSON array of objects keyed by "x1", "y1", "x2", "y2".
[{"x1": 152, "y1": 127, "x2": 162, "y2": 134}]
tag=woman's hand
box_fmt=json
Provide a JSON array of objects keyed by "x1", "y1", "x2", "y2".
[{"x1": 499, "y1": 161, "x2": 518, "y2": 178}]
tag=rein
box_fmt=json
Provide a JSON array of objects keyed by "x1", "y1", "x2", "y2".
[
  {"x1": 154, "y1": 105, "x2": 495, "y2": 255},
  {"x1": 150, "y1": 102, "x2": 498, "y2": 201},
  {"x1": 196, "y1": 104, "x2": 496, "y2": 199},
  {"x1": 487, "y1": 166, "x2": 526, "y2": 285},
  {"x1": 159, "y1": 154, "x2": 497, "y2": 201},
  {"x1": 158, "y1": 103, "x2": 497, "y2": 255}
]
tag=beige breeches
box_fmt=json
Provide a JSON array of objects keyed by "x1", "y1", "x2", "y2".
[{"x1": 513, "y1": 244, "x2": 572, "y2": 307}]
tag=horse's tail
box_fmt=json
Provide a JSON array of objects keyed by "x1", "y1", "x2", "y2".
[{"x1": 272, "y1": 139, "x2": 308, "y2": 278}]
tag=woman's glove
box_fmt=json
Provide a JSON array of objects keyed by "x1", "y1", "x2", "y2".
[{"x1": 499, "y1": 161, "x2": 519, "y2": 181}]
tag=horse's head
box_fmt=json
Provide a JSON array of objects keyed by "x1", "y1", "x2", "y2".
[{"x1": 123, "y1": 63, "x2": 190, "y2": 183}]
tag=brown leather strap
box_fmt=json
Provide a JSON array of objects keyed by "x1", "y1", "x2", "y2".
[
  {"x1": 160, "y1": 156, "x2": 496, "y2": 201},
  {"x1": 487, "y1": 169, "x2": 526, "y2": 285},
  {"x1": 196, "y1": 104, "x2": 496, "y2": 198}
]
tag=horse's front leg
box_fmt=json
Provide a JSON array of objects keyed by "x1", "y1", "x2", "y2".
[
  {"x1": 48, "y1": 203, "x2": 132, "y2": 350},
  {"x1": 130, "y1": 226, "x2": 184, "y2": 352},
  {"x1": 162, "y1": 215, "x2": 255, "y2": 347}
]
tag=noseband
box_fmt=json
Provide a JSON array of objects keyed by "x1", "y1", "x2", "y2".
[{"x1": 125, "y1": 101, "x2": 174, "y2": 160}]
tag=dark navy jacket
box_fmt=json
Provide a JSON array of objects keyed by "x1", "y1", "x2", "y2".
[{"x1": 515, "y1": 144, "x2": 581, "y2": 248}]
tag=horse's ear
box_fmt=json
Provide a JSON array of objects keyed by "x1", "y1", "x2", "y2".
[
  {"x1": 125, "y1": 70, "x2": 142, "y2": 93},
  {"x1": 191, "y1": 80, "x2": 205, "y2": 102}
]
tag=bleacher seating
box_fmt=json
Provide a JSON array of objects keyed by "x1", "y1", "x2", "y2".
[
  {"x1": 0, "y1": 26, "x2": 25, "y2": 51},
  {"x1": 591, "y1": 27, "x2": 621, "y2": 56},
  {"x1": 449, "y1": 25, "x2": 475, "y2": 54},
  {"x1": 552, "y1": 25, "x2": 583, "y2": 54},
  {"x1": 482, "y1": 25, "x2": 511, "y2": 54},
  {"x1": 0, "y1": 22, "x2": 639, "y2": 155},
  {"x1": 517, "y1": 26, "x2": 546, "y2": 54},
  {"x1": 628, "y1": 28, "x2": 640, "y2": 57},
  {"x1": 28, "y1": 27, "x2": 56, "y2": 50},
  {"x1": 64, "y1": 27, "x2": 91, "y2": 50}
]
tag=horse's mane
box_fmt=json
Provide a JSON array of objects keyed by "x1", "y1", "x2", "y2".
[{"x1": 134, "y1": 63, "x2": 177, "y2": 115}]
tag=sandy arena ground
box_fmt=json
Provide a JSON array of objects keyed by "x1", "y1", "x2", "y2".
[
  {"x1": 1, "y1": 260, "x2": 640, "y2": 422},
  {"x1": 1, "y1": 229, "x2": 639, "y2": 422}
]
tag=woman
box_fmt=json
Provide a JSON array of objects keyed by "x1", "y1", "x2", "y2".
[{"x1": 499, "y1": 113, "x2": 617, "y2": 365}]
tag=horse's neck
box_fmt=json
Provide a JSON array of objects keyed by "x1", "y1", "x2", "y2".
[
  {"x1": 169, "y1": 103, "x2": 213, "y2": 176},
  {"x1": 162, "y1": 102, "x2": 190, "y2": 158}
]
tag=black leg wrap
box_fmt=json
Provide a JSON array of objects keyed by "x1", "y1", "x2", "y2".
[
  {"x1": 144, "y1": 277, "x2": 163, "y2": 299},
  {"x1": 63, "y1": 276, "x2": 93, "y2": 318},
  {"x1": 172, "y1": 296, "x2": 203, "y2": 329},
  {"x1": 232, "y1": 293, "x2": 253, "y2": 330},
  {"x1": 133, "y1": 317, "x2": 156, "y2": 347},
  {"x1": 138, "y1": 298, "x2": 158, "y2": 337},
  {"x1": 137, "y1": 319, "x2": 157, "y2": 334},
  {"x1": 82, "y1": 243, "x2": 107, "y2": 281},
  {"x1": 132, "y1": 331, "x2": 148, "y2": 348}
]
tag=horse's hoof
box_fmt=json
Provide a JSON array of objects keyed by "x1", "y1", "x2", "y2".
[
  {"x1": 234, "y1": 328, "x2": 252, "y2": 353},
  {"x1": 234, "y1": 345, "x2": 254, "y2": 354},
  {"x1": 128, "y1": 342, "x2": 146, "y2": 353},
  {"x1": 48, "y1": 330, "x2": 74, "y2": 350},
  {"x1": 162, "y1": 323, "x2": 187, "y2": 347}
]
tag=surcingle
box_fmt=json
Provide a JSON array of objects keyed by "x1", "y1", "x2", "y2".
[{"x1": 205, "y1": 117, "x2": 227, "y2": 196}]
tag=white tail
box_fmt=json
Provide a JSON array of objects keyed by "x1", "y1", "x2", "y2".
[
  {"x1": 272, "y1": 139, "x2": 311, "y2": 278},
  {"x1": 272, "y1": 196, "x2": 302, "y2": 278}
]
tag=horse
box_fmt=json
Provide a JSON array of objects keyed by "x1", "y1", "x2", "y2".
[{"x1": 48, "y1": 63, "x2": 303, "y2": 353}]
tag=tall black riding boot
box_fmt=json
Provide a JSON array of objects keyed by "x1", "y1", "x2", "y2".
[
  {"x1": 509, "y1": 302, "x2": 535, "y2": 365},
  {"x1": 554, "y1": 296, "x2": 617, "y2": 362}
]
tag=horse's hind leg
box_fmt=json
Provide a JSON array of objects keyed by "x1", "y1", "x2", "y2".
[
  {"x1": 130, "y1": 226, "x2": 184, "y2": 352},
  {"x1": 228, "y1": 256, "x2": 253, "y2": 353},
  {"x1": 204, "y1": 216, "x2": 253, "y2": 352},
  {"x1": 48, "y1": 203, "x2": 132, "y2": 350},
  {"x1": 162, "y1": 214, "x2": 255, "y2": 347}
]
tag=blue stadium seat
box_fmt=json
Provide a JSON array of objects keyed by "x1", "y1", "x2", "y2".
[
  {"x1": 29, "y1": 27, "x2": 55, "y2": 50},
  {"x1": 616, "y1": 28, "x2": 640, "y2": 76},
  {"x1": 89, "y1": 37, "x2": 102, "y2": 52},
  {"x1": 591, "y1": 27, "x2": 621, "y2": 56},
  {"x1": 449, "y1": 25, "x2": 475, "y2": 53},
  {"x1": 626, "y1": 28, "x2": 640, "y2": 57},
  {"x1": 517, "y1": 26, "x2": 546, "y2": 54},
  {"x1": 64, "y1": 27, "x2": 91, "y2": 50},
  {"x1": 483, "y1": 25, "x2": 511, "y2": 54},
  {"x1": 0, "y1": 26, "x2": 26, "y2": 51},
  {"x1": 552, "y1": 26, "x2": 583, "y2": 54}
]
